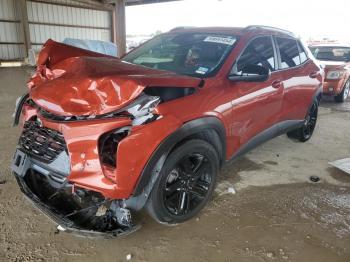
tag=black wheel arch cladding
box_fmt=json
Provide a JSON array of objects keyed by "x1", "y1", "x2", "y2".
[{"x1": 132, "y1": 116, "x2": 226, "y2": 198}]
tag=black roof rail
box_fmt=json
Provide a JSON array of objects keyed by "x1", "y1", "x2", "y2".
[
  {"x1": 170, "y1": 26, "x2": 196, "y2": 32},
  {"x1": 245, "y1": 25, "x2": 295, "y2": 37}
]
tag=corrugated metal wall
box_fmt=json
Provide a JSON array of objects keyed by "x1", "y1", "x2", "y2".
[
  {"x1": 0, "y1": 0, "x2": 112, "y2": 61},
  {"x1": 28, "y1": 1, "x2": 112, "y2": 52},
  {"x1": 0, "y1": 0, "x2": 26, "y2": 60}
]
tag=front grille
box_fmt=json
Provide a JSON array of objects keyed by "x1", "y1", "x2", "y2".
[{"x1": 19, "y1": 120, "x2": 67, "y2": 162}]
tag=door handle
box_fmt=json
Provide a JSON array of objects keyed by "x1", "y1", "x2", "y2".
[
  {"x1": 309, "y1": 71, "x2": 319, "y2": 78},
  {"x1": 272, "y1": 80, "x2": 283, "y2": 89}
]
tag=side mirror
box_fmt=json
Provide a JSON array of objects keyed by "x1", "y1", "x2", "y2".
[{"x1": 229, "y1": 64, "x2": 270, "y2": 82}]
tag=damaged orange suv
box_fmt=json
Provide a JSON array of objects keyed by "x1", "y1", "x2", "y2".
[
  {"x1": 12, "y1": 26, "x2": 322, "y2": 237},
  {"x1": 310, "y1": 44, "x2": 350, "y2": 102}
]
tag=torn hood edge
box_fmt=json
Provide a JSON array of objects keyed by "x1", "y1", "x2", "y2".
[{"x1": 29, "y1": 39, "x2": 203, "y2": 117}]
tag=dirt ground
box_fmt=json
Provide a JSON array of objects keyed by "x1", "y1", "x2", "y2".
[{"x1": 0, "y1": 67, "x2": 350, "y2": 262}]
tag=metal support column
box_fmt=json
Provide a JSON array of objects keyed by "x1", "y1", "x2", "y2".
[
  {"x1": 17, "y1": 0, "x2": 31, "y2": 57},
  {"x1": 113, "y1": 0, "x2": 126, "y2": 57}
]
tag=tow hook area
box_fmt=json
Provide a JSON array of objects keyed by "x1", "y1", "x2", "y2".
[{"x1": 55, "y1": 201, "x2": 140, "y2": 238}]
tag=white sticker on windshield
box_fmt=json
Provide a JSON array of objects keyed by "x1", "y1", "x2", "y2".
[
  {"x1": 204, "y1": 36, "x2": 236, "y2": 46},
  {"x1": 196, "y1": 67, "x2": 209, "y2": 74}
]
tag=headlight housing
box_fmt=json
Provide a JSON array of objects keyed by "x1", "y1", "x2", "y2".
[
  {"x1": 98, "y1": 127, "x2": 131, "y2": 182},
  {"x1": 99, "y1": 127, "x2": 131, "y2": 168},
  {"x1": 326, "y1": 70, "x2": 344, "y2": 80},
  {"x1": 122, "y1": 94, "x2": 161, "y2": 125},
  {"x1": 36, "y1": 93, "x2": 161, "y2": 124}
]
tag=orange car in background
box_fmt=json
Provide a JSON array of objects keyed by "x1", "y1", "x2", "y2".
[{"x1": 310, "y1": 44, "x2": 350, "y2": 102}]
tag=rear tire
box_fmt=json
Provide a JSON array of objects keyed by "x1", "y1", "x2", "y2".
[
  {"x1": 146, "y1": 139, "x2": 219, "y2": 225},
  {"x1": 334, "y1": 79, "x2": 350, "y2": 103},
  {"x1": 287, "y1": 100, "x2": 318, "y2": 142}
]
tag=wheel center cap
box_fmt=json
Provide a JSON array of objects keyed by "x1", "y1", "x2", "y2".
[
  {"x1": 181, "y1": 179, "x2": 192, "y2": 190},
  {"x1": 305, "y1": 115, "x2": 311, "y2": 125}
]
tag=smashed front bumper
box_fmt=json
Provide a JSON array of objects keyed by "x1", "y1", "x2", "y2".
[
  {"x1": 11, "y1": 149, "x2": 140, "y2": 238},
  {"x1": 323, "y1": 79, "x2": 345, "y2": 95}
]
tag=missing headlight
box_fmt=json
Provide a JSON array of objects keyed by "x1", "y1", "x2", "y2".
[{"x1": 99, "y1": 127, "x2": 131, "y2": 168}]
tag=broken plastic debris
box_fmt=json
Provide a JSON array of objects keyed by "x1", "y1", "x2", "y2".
[
  {"x1": 309, "y1": 176, "x2": 320, "y2": 183},
  {"x1": 95, "y1": 204, "x2": 108, "y2": 217},
  {"x1": 329, "y1": 158, "x2": 350, "y2": 175},
  {"x1": 266, "y1": 251, "x2": 275, "y2": 258},
  {"x1": 227, "y1": 187, "x2": 236, "y2": 194},
  {"x1": 57, "y1": 225, "x2": 66, "y2": 231},
  {"x1": 215, "y1": 181, "x2": 237, "y2": 196}
]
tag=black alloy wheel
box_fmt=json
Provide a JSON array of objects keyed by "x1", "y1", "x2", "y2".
[
  {"x1": 301, "y1": 102, "x2": 318, "y2": 141},
  {"x1": 146, "y1": 139, "x2": 219, "y2": 224},
  {"x1": 163, "y1": 153, "x2": 212, "y2": 217}
]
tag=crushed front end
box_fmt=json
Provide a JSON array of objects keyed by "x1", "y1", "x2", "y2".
[
  {"x1": 11, "y1": 118, "x2": 140, "y2": 238},
  {"x1": 11, "y1": 80, "x2": 187, "y2": 237},
  {"x1": 11, "y1": 39, "x2": 199, "y2": 237}
]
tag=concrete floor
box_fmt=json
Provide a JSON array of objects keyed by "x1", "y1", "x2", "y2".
[{"x1": 0, "y1": 67, "x2": 350, "y2": 262}]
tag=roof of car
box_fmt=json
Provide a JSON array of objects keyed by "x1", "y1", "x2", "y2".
[
  {"x1": 169, "y1": 25, "x2": 295, "y2": 38},
  {"x1": 310, "y1": 43, "x2": 350, "y2": 48}
]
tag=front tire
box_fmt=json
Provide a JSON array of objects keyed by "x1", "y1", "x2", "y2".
[
  {"x1": 146, "y1": 139, "x2": 219, "y2": 225},
  {"x1": 334, "y1": 79, "x2": 350, "y2": 103},
  {"x1": 287, "y1": 100, "x2": 318, "y2": 142}
]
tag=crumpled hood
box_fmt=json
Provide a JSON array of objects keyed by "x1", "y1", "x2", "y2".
[{"x1": 29, "y1": 40, "x2": 202, "y2": 116}]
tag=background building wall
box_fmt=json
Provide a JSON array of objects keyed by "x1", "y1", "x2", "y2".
[
  {"x1": 0, "y1": 0, "x2": 25, "y2": 60},
  {"x1": 0, "y1": 0, "x2": 112, "y2": 61}
]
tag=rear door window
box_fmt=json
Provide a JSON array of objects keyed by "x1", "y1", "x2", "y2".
[
  {"x1": 276, "y1": 37, "x2": 301, "y2": 69},
  {"x1": 298, "y1": 41, "x2": 308, "y2": 64}
]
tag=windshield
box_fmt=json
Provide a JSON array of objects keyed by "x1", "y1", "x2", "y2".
[
  {"x1": 123, "y1": 33, "x2": 238, "y2": 77},
  {"x1": 312, "y1": 46, "x2": 350, "y2": 62}
]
